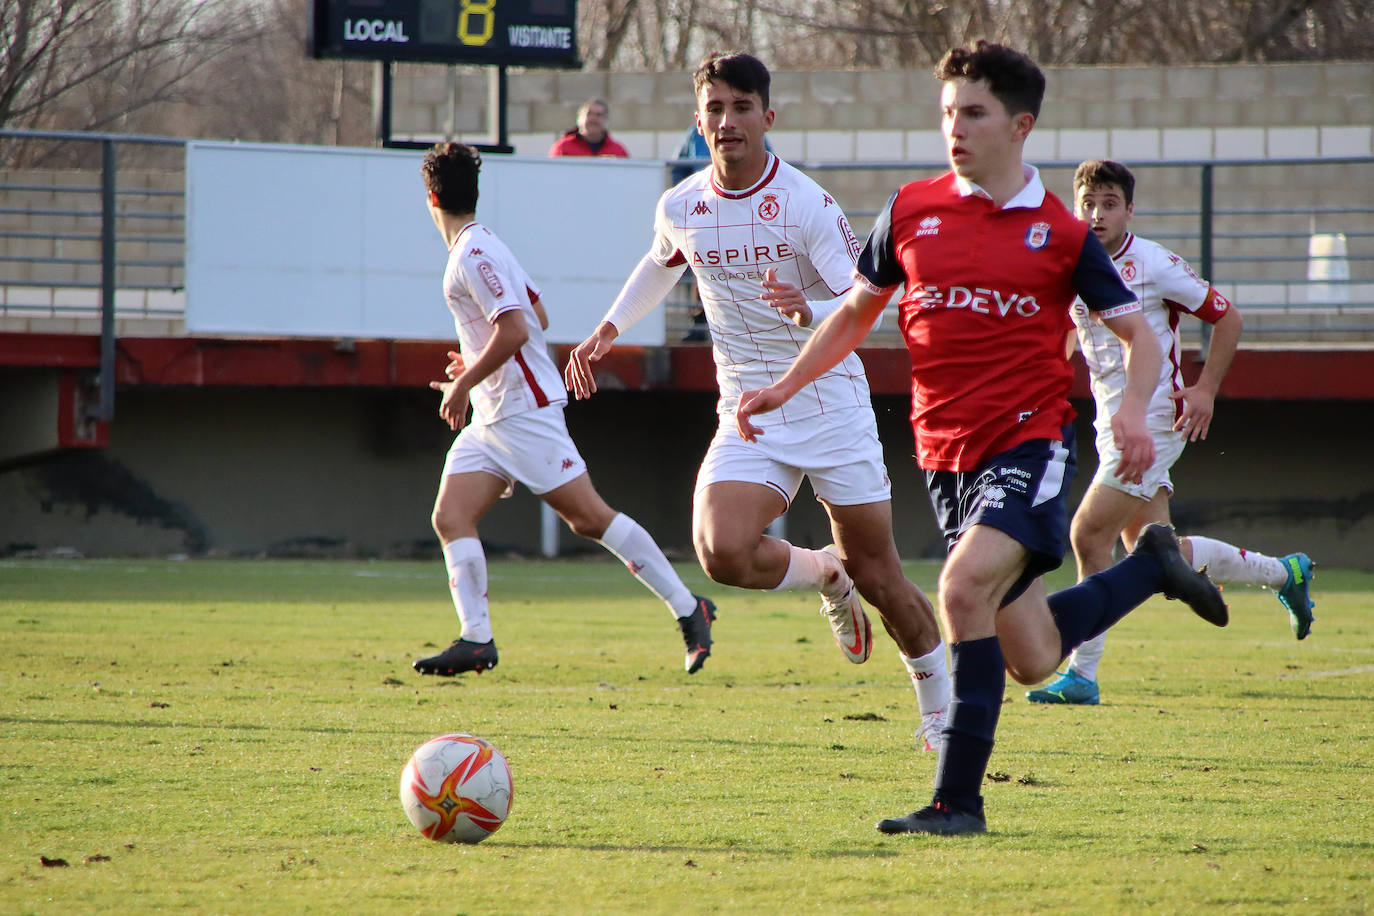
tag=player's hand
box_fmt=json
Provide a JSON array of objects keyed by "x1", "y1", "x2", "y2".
[
  {"x1": 761, "y1": 267, "x2": 812, "y2": 327},
  {"x1": 564, "y1": 322, "x2": 617, "y2": 400},
  {"x1": 735, "y1": 386, "x2": 789, "y2": 442},
  {"x1": 443, "y1": 350, "x2": 466, "y2": 380},
  {"x1": 429, "y1": 378, "x2": 471, "y2": 431},
  {"x1": 1110, "y1": 407, "x2": 1154, "y2": 485},
  {"x1": 1170, "y1": 386, "x2": 1215, "y2": 441}
]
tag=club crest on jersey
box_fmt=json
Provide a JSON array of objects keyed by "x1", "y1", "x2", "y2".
[
  {"x1": 477, "y1": 261, "x2": 504, "y2": 297},
  {"x1": 758, "y1": 194, "x2": 780, "y2": 221},
  {"x1": 1120, "y1": 258, "x2": 1138, "y2": 282},
  {"x1": 692, "y1": 201, "x2": 712, "y2": 216},
  {"x1": 1025, "y1": 221, "x2": 1051, "y2": 250}
]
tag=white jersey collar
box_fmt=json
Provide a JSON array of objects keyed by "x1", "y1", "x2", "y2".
[
  {"x1": 448, "y1": 221, "x2": 480, "y2": 253},
  {"x1": 954, "y1": 163, "x2": 1046, "y2": 210},
  {"x1": 1109, "y1": 232, "x2": 1135, "y2": 260},
  {"x1": 710, "y1": 153, "x2": 781, "y2": 200}
]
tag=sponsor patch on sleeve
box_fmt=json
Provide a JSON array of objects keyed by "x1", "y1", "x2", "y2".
[{"x1": 477, "y1": 261, "x2": 504, "y2": 298}]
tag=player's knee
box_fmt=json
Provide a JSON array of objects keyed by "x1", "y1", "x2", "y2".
[
  {"x1": 693, "y1": 536, "x2": 746, "y2": 586},
  {"x1": 431, "y1": 507, "x2": 455, "y2": 541},
  {"x1": 1004, "y1": 657, "x2": 1054, "y2": 685},
  {"x1": 564, "y1": 513, "x2": 604, "y2": 540}
]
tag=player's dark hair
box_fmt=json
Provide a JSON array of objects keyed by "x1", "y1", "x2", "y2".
[
  {"x1": 421, "y1": 141, "x2": 481, "y2": 215},
  {"x1": 935, "y1": 40, "x2": 1045, "y2": 120},
  {"x1": 693, "y1": 51, "x2": 770, "y2": 109},
  {"x1": 1074, "y1": 159, "x2": 1136, "y2": 207}
]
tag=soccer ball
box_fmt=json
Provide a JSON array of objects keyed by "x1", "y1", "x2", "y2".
[{"x1": 399, "y1": 733, "x2": 513, "y2": 844}]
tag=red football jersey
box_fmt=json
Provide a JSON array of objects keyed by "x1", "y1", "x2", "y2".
[{"x1": 856, "y1": 168, "x2": 1136, "y2": 471}]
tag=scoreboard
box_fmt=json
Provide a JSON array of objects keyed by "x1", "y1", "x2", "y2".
[{"x1": 308, "y1": 0, "x2": 579, "y2": 67}]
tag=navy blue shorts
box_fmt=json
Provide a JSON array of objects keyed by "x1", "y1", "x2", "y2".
[{"x1": 925, "y1": 425, "x2": 1077, "y2": 606}]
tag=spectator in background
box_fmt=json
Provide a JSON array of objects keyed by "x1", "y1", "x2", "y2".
[{"x1": 548, "y1": 99, "x2": 630, "y2": 158}]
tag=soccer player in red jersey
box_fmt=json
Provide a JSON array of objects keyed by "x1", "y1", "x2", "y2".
[{"x1": 737, "y1": 42, "x2": 1229, "y2": 835}]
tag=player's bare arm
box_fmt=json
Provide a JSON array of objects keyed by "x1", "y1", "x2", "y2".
[
  {"x1": 564, "y1": 320, "x2": 620, "y2": 400},
  {"x1": 761, "y1": 267, "x2": 813, "y2": 327},
  {"x1": 1171, "y1": 303, "x2": 1241, "y2": 441},
  {"x1": 431, "y1": 310, "x2": 529, "y2": 431},
  {"x1": 1100, "y1": 309, "x2": 1162, "y2": 484},
  {"x1": 736, "y1": 284, "x2": 891, "y2": 441}
]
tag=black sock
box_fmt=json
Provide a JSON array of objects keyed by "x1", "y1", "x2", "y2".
[
  {"x1": 932, "y1": 636, "x2": 1004, "y2": 814},
  {"x1": 1048, "y1": 552, "x2": 1164, "y2": 658}
]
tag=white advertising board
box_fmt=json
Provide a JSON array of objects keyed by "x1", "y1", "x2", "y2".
[{"x1": 185, "y1": 142, "x2": 666, "y2": 345}]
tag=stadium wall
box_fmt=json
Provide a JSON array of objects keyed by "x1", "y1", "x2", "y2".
[
  {"x1": 388, "y1": 61, "x2": 1374, "y2": 162},
  {"x1": 1, "y1": 384, "x2": 1370, "y2": 570}
]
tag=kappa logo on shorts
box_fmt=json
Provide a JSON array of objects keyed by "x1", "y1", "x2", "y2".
[
  {"x1": 1025, "y1": 221, "x2": 1052, "y2": 250},
  {"x1": 560, "y1": 458, "x2": 575, "y2": 471}
]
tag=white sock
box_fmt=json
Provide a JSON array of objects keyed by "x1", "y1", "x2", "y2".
[
  {"x1": 1187, "y1": 535, "x2": 1287, "y2": 588},
  {"x1": 443, "y1": 537, "x2": 492, "y2": 643},
  {"x1": 900, "y1": 643, "x2": 951, "y2": 716},
  {"x1": 1068, "y1": 631, "x2": 1106, "y2": 682},
  {"x1": 598, "y1": 513, "x2": 697, "y2": 618},
  {"x1": 773, "y1": 543, "x2": 846, "y2": 599}
]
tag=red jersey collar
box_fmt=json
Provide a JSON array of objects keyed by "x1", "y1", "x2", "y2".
[
  {"x1": 710, "y1": 153, "x2": 781, "y2": 199},
  {"x1": 1108, "y1": 232, "x2": 1135, "y2": 260},
  {"x1": 953, "y1": 163, "x2": 1046, "y2": 210}
]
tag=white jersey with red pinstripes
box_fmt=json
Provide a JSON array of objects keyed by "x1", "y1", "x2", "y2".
[
  {"x1": 1071, "y1": 232, "x2": 1232, "y2": 434},
  {"x1": 443, "y1": 221, "x2": 565, "y2": 425},
  {"x1": 652, "y1": 154, "x2": 871, "y2": 427}
]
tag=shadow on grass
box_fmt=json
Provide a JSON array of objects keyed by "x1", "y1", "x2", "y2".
[{"x1": 486, "y1": 839, "x2": 911, "y2": 857}]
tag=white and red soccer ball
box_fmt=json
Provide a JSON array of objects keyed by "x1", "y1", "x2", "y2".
[{"x1": 399, "y1": 734, "x2": 513, "y2": 844}]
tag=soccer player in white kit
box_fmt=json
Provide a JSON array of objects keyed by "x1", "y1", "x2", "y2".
[
  {"x1": 564, "y1": 52, "x2": 952, "y2": 750},
  {"x1": 1027, "y1": 159, "x2": 1316, "y2": 705},
  {"x1": 412, "y1": 141, "x2": 717, "y2": 678}
]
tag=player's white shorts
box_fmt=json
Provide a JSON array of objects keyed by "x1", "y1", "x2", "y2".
[
  {"x1": 1090, "y1": 410, "x2": 1185, "y2": 501},
  {"x1": 695, "y1": 406, "x2": 891, "y2": 508},
  {"x1": 442, "y1": 403, "x2": 587, "y2": 497}
]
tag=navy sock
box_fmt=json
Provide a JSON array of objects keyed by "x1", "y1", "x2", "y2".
[
  {"x1": 932, "y1": 636, "x2": 1004, "y2": 814},
  {"x1": 1048, "y1": 552, "x2": 1163, "y2": 658}
]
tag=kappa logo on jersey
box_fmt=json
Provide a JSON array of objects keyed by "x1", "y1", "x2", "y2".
[
  {"x1": 911, "y1": 285, "x2": 1041, "y2": 317},
  {"x1": 823, "y1": 193, "x2": 835, "y2": 208},
  {"x1": 1025, "y1": 221, "x2": 1052, "y2": 250},
  {"x1": 838, "y1": 216, "x2": 861, "y2": 261},
  {"x1": 1120, "y1": 258, "x2": 1138, "y2": 282},
  {"x1": 758, "y1": 193, "x2": 780, "y2": 221},
  {"x1": 469, "y1": 248, "x2": 483, "y2": 256},
  {"x1": 916, "y1": 216, "x2": 942, "y2": 238},
  {"x1": 477, "y1": 261, "x2": 504, "y2": 297},
  {"x1": 692, "y1": 201, "x2": 712, "y2": 216}
]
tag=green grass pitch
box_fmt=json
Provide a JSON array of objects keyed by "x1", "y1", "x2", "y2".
[{"x1": 2, "y1": 556, "x2": 1371, "y2": 914}]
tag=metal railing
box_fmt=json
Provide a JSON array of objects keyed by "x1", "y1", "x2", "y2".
[
  {"x1": 0, "y1": 129, "x2": 185, "y2": 422},
  {"x1": 1, "y1": 132, "x2": 1371, "y2": 371}
]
